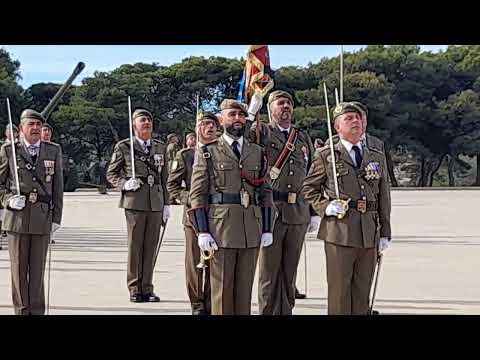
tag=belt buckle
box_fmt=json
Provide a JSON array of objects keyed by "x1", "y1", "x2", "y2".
[
  {"x1": 240, "y1": 189, "x2": 250, "y2": 208},
  {"x1": 287, "y1": 192, "x2": 297, "y2": 204},
  {"x1": 28, "y1": 192, "x2": 38, "y2": 204},
  {"x1": 357, "y1": 199, "x2": 367, "y2": 213}
]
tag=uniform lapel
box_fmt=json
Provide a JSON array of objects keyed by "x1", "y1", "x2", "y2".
[
  {"x1": 335, "y1": 140, "x2": 356, "y2": 168},
  {"x1": 218, "y1": 136, "x2": 240, "y2": 162}
]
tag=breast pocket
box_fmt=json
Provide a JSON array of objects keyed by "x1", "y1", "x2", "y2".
[{"x1": 214, "y1": 162, "x2": 234, "y2": 188}]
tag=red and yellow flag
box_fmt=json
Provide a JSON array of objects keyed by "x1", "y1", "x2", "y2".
[{"x1": 243, "y1": 45, "x2": 274, "y2": 104}]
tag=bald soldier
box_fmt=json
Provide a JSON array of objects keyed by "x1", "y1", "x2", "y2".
[
  {"x1": 189, "y1": 99, "x2": 274, "y2": 315},
  {"x1": 107, "y1": 109, "x2": 170, "y2": 303},
  {"x1": 246, "y1": 90, "x2": 317, "y2": 315},
  {"x1": 167, "y1": 113, "x2": 219, "y2": 315},
  {"x1": 302, "y1": 102, "x2": 391, "y2": 315},
  {"x1": 0, "y1": 109, "x2": 63, "y2": 315}
]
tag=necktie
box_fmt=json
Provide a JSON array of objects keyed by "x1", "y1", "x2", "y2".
[
  {"x1": 282, "y1": 130, "x2": 289, "y2": 141},
  {"x1": 352, "y1": 145, "x2": 363, "y2": 169},
  {"x1": 231, "y1": 141, "x2": 241, "y2": 159},
  {"x1": 143, "y1": 141, "x2": 150, "y2": 154},
  {"x1": 29, "y1": 145, "x2": 38, "y2": 163}
]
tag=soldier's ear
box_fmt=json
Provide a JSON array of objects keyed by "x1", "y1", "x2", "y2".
[{"x1": 218, "y1": 114, "x2": 225, "y2": 126}]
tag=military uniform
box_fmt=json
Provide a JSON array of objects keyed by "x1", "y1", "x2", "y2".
[
  {"x1": 166, "y1": 135, "x2": 180, "y2": 172},
  {"x1": 302, "y1": 102, "x2": 391, "y2": 315},
  {"x1": 189, "y1": 100, "x2": 273, "y2": 315},
  {"x1": 167, "y1": 145, "x2": 211, "y2": 315},
  {"x1": 0, "y1": 110, "x2": 63, "y2": 315},
  {"x1": 247, "y1": 91, "x2": 315, "y2": 315},
  {"x1": 106, "y1": 109, "x2": 169, "y2": 301}
]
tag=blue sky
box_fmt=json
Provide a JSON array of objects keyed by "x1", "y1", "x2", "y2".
[{"x1": 1, "y1": 45, "x2": 448, "y2": 88}]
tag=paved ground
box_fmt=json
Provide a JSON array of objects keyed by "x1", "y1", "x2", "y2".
[{"x1": 1, "y1": 189, "x2": 479, "y2": 315}]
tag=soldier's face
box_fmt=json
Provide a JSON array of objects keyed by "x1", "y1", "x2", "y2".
[
  {"x1": 5, "y1": 130, "x2": 17, "y2": 141},
  {"x1": 221, "y1": 109, "x2": 246, "y2": 138},
  {"x1": 41, "y1": 127, "x2": 52, "y2": 141},
  {"x1": 335, "y1": 112, "x2": 363, "y2": 143},
  {"x1": 270, "y1": 97, "x2": 293, "y2": 126},
  {"x1": 186, "y1": 135, "x2": 196, "y2": 148},
  {"x1": 133, "y1": 116, "x2": 153, "y2": 139},
  {"x1": 198, "y1": 119, "x2": 217, "y2": 143},
  {"x1": 20, "y1": 119, "x2": 42, "y2": 143}
]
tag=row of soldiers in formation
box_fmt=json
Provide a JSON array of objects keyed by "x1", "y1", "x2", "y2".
[{"x1": 0, "y1": 89, "x2": 391, "y2": 315}]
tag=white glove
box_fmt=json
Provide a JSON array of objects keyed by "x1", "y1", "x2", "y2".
[
  {"x1": 52, "y1": 223, "x2": 61, "y2": 233},
  {"x1": 9, "y1": 195, "x2": 26, "y2": 210},
  {"x1": 123, "y1": 178, "x2": 142, "y2": 191},
  {"x1": 260, "y1": 232, "x2": 273, "y2": 248},
  {"x1": 325, "y1": 200, "x2": 347, "y2": 217},
  {"x1": 378, "y1": 237, "x2": 390, "y2": 253},
  {"x1": 198, "y1": 233, "x2": 218, "y2": 252},
  {"x1": 307, "y1": 216, "x2": 321, "y2": 233},
  {"x1": 163, "y1": 205, "x2": 171, "y2": 223},
  {"x1": 247, "y1": 93, "x2": 263, "y2": 121}
]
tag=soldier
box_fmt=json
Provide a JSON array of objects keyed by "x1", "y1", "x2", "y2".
[
  {"x1": 0, "y1": 124, "x2": 19, "y2": 249},
  {"x1": 350, "y1": 101, "x2": 386, "y2": 153},
  {"x1": 41, "y1": 123, "x2": 53, "y2": 142},
  {"x1": 188, "y1": 99, "x2": 274, "y2": 315},
  {"x1": 302, "y1": 102, "x2": 391, "y2": 315},
  {"x1": 4, "y1": 124, "x2": 18, "y2": 144},
  {"x1": 246, "y1": 90, "x2": 318, "y2": 315},
  {"x1": 40, "y1": 123, "x2": 59, "y2": 242},
  {"x1": 314, "y1": 138, "x2": 324, "y2": 152},
  {"x1": 166, "y1": 133, "x2": 180, "y2": 171},
  {"x1": 167, "y1": 113, "x2": 218, "y2": 315},
  {"x1": 0, "y1": 109, "x2": 63, "y2": 315},
  {"x1": 106, "y1": 108, "x2": 170, "y2": 303}
]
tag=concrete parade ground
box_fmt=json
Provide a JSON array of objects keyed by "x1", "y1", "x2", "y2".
[{"x1": 0, "y1": 189, "x2": 479, "y2": 315}]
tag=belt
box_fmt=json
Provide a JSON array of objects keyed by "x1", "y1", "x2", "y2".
[
  {"x1": 138, "y1": 176, "x2": 160, "y2": 185},
  {"x1": 348, "y1": 199, "x2": 378, "y2": 213},
  {"x1": 273, "y1": 191, "x2": 298, "y2": 204},
  {"x1": 209, "y1": 192, "x2": 259, "y2": 206},
  {"x1": 20, "y1": 191, "x2": 52, "y2": 205}
]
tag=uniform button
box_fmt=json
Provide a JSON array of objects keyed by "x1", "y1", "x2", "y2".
[
  {"x1": 362, "y1": 196, "x2": 366, "y2": 200},
  {"x1": 32, "y1": 167, "x2": 36, "y2": 170},
  {"x1": 287, "y1": 184, "x2": 292, "y2": 189},
  {"x1": 289, "y1": 171, "x2": 294, "y2": 175},
  {"x1": 242, "y1": 179, "x2": 246, "y2": 182},
  {"x1": 33, "y1": 189, "x2": 37, "y2": 192},
  {"x1": 32, "y1": 177, "x2": 36, "y2": 182},
  {"x1": 361, "y1": 185, "x2": 365, "y2": 189},
  {"x1": 239, "y1": 164, "x2": 243, "y2": 169},
  {"x1": 289, "y1": 160, "x2": 294, "y2": 164},
  {"x1": 220, "y1": 164, "x2": 224, "y2": 169}
]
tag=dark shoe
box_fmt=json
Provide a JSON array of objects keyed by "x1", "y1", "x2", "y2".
[
  {"x1": 192, "y1": 309, "x2": 209, "y2": 316},
  {"x1": 143, "y1": 293, "x2": 160, "y2": 302},
  {"x1": 130, "y1": 293, "x2": 144, "y2": 303},
  {"x1": 295, "y1": 289, "x2": 307, "y2": 299}
]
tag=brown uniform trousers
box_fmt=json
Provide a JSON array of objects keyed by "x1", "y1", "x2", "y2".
[
  {"x1": 302, "y1": 140, "x2": 391, "y2": 315},
  {"x1": 0, "y1": 141, "x2": 63, "y2": 315},
  {"x1": 189, "y1": 136, "x2": 273, "y2": 315},
  {"x1": 248, "y1": 122, "x2": 315, "y2": 315},
  {"x1": 107, "y1": 138, "x2": 169, "y2": 296},
  {"x1": 167, "y1": 147, "x2": 211, "y2": 313}
]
